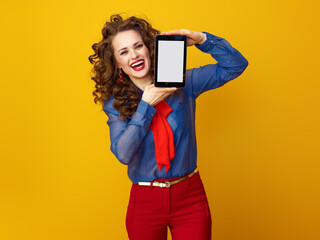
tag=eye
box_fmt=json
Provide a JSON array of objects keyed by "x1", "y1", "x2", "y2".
[
  {"x1": 120, "y1": 51, "x2": 127, "y2": 55},
  {"x1": 137, "y1": 44, "x2": 143, "y2": 48}
]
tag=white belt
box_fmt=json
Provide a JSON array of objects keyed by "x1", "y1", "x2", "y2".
[{"x1": 137, "y1": 169, "x2": 198, "y2": 188}]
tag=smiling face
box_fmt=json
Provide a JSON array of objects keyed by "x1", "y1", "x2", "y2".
[{"x1": 112, "y1": 30, "x2": 151, "y2": 83}]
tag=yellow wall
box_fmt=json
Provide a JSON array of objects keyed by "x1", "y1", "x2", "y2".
[{"x1": 1, "y1": 0, "x2": 319, "y2": 239}]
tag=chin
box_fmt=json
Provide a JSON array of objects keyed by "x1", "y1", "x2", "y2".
[{"x1": 129, "y1": 69, "x2": 150, "y2": 79}]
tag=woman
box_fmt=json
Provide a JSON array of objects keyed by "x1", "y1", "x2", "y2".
[{"x1": 89, "y1": 13, "x2": 248, "y2": 240}]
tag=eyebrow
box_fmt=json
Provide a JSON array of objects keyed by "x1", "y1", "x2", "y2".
[{"x1": 118, "y1": 41, "x2": 143, "y2": 53}]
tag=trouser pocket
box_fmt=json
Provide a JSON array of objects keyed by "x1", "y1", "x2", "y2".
[{"x1": 200, "y1": 184, "x2": 211, "y2": 219}]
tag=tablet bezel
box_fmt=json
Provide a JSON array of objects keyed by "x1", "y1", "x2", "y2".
[{"x1": 154, "y1": 34, "x2": 187, "y2": 88}]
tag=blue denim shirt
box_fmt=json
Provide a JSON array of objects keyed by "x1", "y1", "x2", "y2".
[{"x1": 103, "y1": 32, "x2": 249, "y2": 184}]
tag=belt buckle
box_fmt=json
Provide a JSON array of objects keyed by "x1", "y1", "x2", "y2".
[{"x1": 159, "y1": 182, "x2": 171, "y2": 188}]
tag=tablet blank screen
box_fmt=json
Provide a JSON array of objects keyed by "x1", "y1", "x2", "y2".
[{"x1": 157, "y1": 40, "x2": 184, "y2": 83}]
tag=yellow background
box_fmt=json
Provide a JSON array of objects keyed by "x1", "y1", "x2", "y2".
[{"x1": 1, "y1": 0, "x2": 319, "y2": 239}]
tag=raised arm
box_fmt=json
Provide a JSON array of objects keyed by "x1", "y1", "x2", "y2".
[
  {"x1": 191, "y1": 32, "x2": 249, "y2": 98},
  {"x1": 162, "y1": 29, "x2": 249, "y2": 98}
]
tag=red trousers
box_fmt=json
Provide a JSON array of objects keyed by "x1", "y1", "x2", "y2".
[{"x1": 126, "y1": 171, "x2": 212, "y2": 240}]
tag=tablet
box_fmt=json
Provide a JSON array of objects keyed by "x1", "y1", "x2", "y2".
[{"x1": 154, "y1": 34, "x2": 187, "y2": 87}]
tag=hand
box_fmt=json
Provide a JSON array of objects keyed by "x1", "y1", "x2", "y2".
[
  {"x1": 142, "y1": 84, "x2": 178, "y2": 107},
  {"x1": 162, "y1": 29, "x2": 207, "y2": 46}
]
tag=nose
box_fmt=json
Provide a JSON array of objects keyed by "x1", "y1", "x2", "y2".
[{"x1": 130, "y1": 49, "x2": 139, "y2": 60}]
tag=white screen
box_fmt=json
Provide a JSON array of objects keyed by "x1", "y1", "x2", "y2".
[{"x1": 157, "y1": 40, "x2": 184, "y2": 83}]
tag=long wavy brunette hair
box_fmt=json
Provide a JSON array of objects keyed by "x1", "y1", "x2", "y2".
[
  {"x1": 89, "y1": 14, "x2": 183, "y2": 120},
  {"x1": 88, "y1": 14, "x2": 155, "y2": 119}
]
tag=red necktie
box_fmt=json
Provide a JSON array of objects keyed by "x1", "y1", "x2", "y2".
[{"x1": 150, "y1": 100, "x2": 175, "y2": 173}]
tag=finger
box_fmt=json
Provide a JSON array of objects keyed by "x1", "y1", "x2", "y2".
[
  {"x1": 162, "y1": 29, "x2": 189, "y2": 36},
  {"x1": 162, "y1": 30, "x2": 186, "y2": 35},
  {"x1": 163, "y1": 87, "x2": 177, "y2": 92}
]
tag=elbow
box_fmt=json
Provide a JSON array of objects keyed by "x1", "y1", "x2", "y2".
[
  {"x1": 243, "y1": 58, "x2": 249, "y2": 71},
  {"x1": 236, "y1": 58, "x2": 249, "y2": 77},
  {"x1": 225, "y1": 58, "x2": 249, "y2": 81},
  {"x1": 110, "y1": 143, "x2": 132, "y2": 165},
  {"x1": 235, "y1": 55, "x2": 249, "y2": 74}
]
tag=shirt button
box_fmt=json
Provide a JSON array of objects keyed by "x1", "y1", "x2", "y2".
[
  {"x1": 211, "y1": 40, "x2": 214, "y2": 43},
  {"x1": 151, "y1": 114, "x2": 154, "y2": 116}
]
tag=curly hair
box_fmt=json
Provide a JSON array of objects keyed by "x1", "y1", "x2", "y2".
[{"x1": 88, "y1": 14, "x2": 157, "y2": 120}]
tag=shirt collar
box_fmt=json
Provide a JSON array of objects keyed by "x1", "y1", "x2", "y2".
[{"x1": 128, "y1": 78, "x2": 143, "y2": 98}]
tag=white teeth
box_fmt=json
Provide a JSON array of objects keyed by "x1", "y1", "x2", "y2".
[{"x1": 131, "y1": 60, "x2": 144, "y2": 68}]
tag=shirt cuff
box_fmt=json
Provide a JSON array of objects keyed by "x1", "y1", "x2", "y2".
[
  {"x1": 131, "y1": 99, "x2": 157, "y2": 124},
  {"x1": 195, "y1": 32, "x2": 217, "y2": 52}
]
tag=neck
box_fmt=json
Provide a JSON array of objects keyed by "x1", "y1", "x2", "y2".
[{"x1": 130, "y1": 74, "x2": 153, "y2": 91}]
